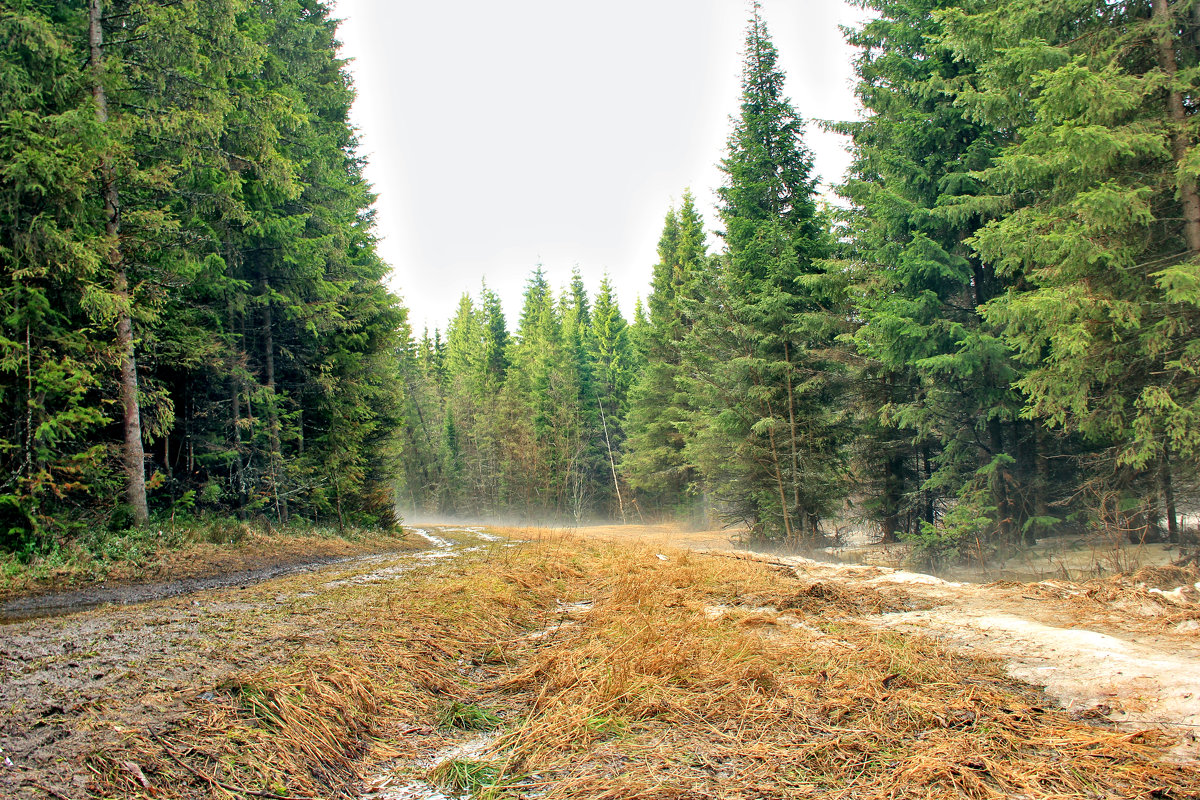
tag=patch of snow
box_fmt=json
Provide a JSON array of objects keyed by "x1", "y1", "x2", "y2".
[
  {"x1": 1149, "y1": 586, "x2": 1200, "y2": 605},
  {"x1": 553, "y1": 600, "x2": 593, "y2": 615},
  {"x1": 866, "y1": 571, "x2": 963, "y2": 588},
  {"x1": 363, "y1": 734, "x2": 498, "y2": 800},
  {"x1": 526, "y1": 623, "x2": 571, "y2": 640},
  {"x1": 410, "y1": 528, "x2": 454, "y2": 550},
  {"x1": 876, "y1": 609, "x2": 1200, "y2": 743},
  {"x1": 324, "y1": 564, "x2": 413, "y2": 589},
  {"x1": 702, "y1": 604, "x2": 778, "y2": 620},
  {"x1": 414, "y1": 550, "x2": 459, "y2": 561}
]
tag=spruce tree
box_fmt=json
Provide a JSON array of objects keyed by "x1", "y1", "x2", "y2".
[
  {"x1": 686, "y1": 4, "x2": 847, "y2": 542},
  {"x1": 940, "y1": 0, "x2": 1200, "y2": 539},
  {"x1": 838, "y1": 0, "x2": 1050, "y2": 555},
  {"x1": 587, "y1": 276, "x2": 633, "y2": 519},
  {"x1": 623, "y1": 193, "x2": 709, "y2": 513},
  {"x1": 0, "y1": 2, "x2": 110, "y2": 548}
]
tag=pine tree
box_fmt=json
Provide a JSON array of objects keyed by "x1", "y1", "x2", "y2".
[
  {"x1": 940, "y1": 0, "x2": 1200, "y2": 540},
  {"x1": 623, "y1": 193, "x2": 709, "y2": 513},
  {"x1": 685, "y1": 4, "x2": 847, "y2": 542}
]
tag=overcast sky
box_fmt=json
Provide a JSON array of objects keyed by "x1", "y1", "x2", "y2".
[{"x1": 332, "y1": 0, "x2": 866, "y2": 332}]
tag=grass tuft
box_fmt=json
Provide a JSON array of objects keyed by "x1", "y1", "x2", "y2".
[
  {"x1": 428, "y1": 758, "x2": 503, "y2": 794},
  {"x1": 437, "y1": 701, "x2": 504, "y2": 731}
]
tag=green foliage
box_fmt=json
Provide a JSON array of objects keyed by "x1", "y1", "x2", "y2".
[
  {"x1": 680, "y1": 6, "x2": 849, "y2": 542},
  {"x1": 0, "y1": 0, "x2": 405, "y2": 555},
  {"x1": 622, "y1": 193, "x2": 709, "y2": 513},
  {"x1": 428, "y1": 759, "x2": 510, "y2": 797}
]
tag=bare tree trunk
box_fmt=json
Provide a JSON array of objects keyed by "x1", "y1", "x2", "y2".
[
  {"x1": 228, "y1": 296, "x2": 248, "y2": 515},
  {"x1": 24, "y1": 322, "x2": 32, "y2": 478},
  {"x1": 1155, "y1": 0, "x2": 1200, "y2": 251},
  {"x1": 988, "y1": 417, "x2": 1013, "y2": 543},
  {"x1": 596, "y1": 397, "x2": 626, "y2": 523},
  {"x1": 921, "y1": 445, "x2": 935, "y2": 526},
  {"x1": 1161, "y1": 443, "x2": 1179, "y2": 543},
  {"x1": 764, "y1": 418, "x2": 794, "y2": 544},
  {"x1": 89, "y1": 0, "x2": 148, "y2": 525},
  {"x1": 880, "y1": 452, "x2": 903, "y2": 544},
  {"x1": 783, "y1": 341, "x2": 801, "y2": 523}
]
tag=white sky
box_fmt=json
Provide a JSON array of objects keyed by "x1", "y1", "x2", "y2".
[{"x1": 332, "y1": 0, "x2": 867, "y2": 332}]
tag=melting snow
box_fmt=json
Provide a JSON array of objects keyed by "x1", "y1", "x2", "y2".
[{"x1": 362, "y1": 734, "x2": 498, "y2": 800}]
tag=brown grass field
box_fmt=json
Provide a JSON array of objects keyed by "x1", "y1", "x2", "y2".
[{"x1": 4, "y1": 527, "x2": 1198, "y2": 799}]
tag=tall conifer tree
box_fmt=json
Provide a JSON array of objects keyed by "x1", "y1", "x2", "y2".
[
  {"x1": 686, "y1": 4, "x2": 847, "y2": 542},
  {"x1": 941, "y1": 0, "x2": 1200, "y2": 540}
]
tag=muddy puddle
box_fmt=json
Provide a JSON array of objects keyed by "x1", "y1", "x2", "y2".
[{"x1": 0, "y1": 526, "x2": 512, "y2": 624}]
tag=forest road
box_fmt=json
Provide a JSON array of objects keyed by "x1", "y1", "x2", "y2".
[
  {"x1": 560, "y1": 522, "x2": 1200, "y2": 760},
  {"x1": 0, "y1": 525, "x2": 504, "y2": 800},
  {"x1": 0, "y1": 549, "x2": 406, "y2": 624}
]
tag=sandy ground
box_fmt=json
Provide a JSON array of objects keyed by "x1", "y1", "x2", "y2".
[{"x1": 554, "y1": 522, "x2": 1200, "y2": 759}]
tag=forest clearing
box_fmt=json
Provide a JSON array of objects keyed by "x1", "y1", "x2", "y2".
[
  {"x1": 9, "y1": 0, "x2": 1200, "y2": 797},
  {"x1": 3, "y1": 524, "x2": 1199, "y2": 799}
]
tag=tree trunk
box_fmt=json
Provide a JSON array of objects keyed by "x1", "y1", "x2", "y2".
[
  {"x1": 1016, "y1": 420, "x2": 1037, "y2": 545},
  {"x1": 228, "y1": 297, "x2": 248, "y2": 516},
  {"x1": 988, "y1": 417, "x2": 1013, "y2": 543},
  {"x1": 89, "y1": 0, "x2": 148, "y2": 525},
  {"x1": 783, "y1": 341, "x2": 801, "y2": 525},
  {"x1": 880, "y1": 452, "x2": 903, "y2": 544},
  {"x1": 597, "y1": 397, "x2": 626, "y2": 523},
  {"x1": 1154, "y1": 0, "x2": 1200, "y2": 252},
  {"x1": 24, "y1": 321, "x2": 32, "y2": 478},
  {"x1": 921, "y1": 444, "x2": 935, "y2": 526},
  {"x1": 260, "y1": 277, "x2": 288, "y2": 523},
  {"x1": 1161, "y1": 444, "x2": 1179, "y2": 543},
  {"x1": 761, "y1": 391, "x2": 795, "y2": 544}
]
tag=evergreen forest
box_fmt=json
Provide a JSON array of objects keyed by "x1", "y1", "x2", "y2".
[{"x1": 6, "y1": 0, "x2": 1200, "y2": 566}]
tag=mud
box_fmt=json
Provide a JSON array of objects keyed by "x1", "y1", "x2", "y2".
[
  {"x1": 0, "y1": 549, "x2": 412, "y2": 623},
  {"x1": 0, "y1": 526, "x2": 508, "y2": 800}
]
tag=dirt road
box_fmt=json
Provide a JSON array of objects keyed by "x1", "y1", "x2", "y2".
[
  {"x1": 3, "y1": 522, "x2": 1198, "y2": 799},
  {"x1": 558, "y1": 522, "x2": 1200, "y2": 758},
  {"x1": 0, "y1": 526, "x2": 494, "y2": 799}
]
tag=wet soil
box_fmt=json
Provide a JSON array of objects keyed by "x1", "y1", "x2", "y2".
[
  {"x1": 4, "y1": 522, "x2": 1199, "y2": 799},
  {"x1": 0, "y1": 549, "x2": 408, "y2": 623},
  {"x1": 0, "y1": 527, "x2": 491, "y2": 800},
  {"x1": 0, "y1": 532, "x2": 416, "y2": 622}
]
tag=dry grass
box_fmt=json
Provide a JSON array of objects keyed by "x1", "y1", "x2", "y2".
[{"x1": 82, "y1": 529, "x2": 1199, "y2": 800}]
